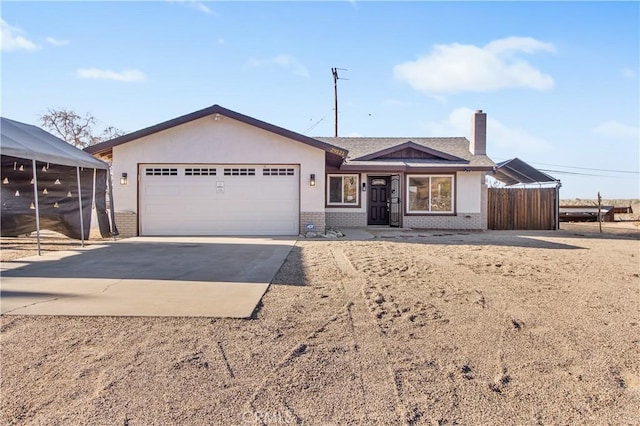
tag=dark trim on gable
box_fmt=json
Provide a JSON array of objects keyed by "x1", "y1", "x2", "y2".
[
  {"x1": 85, "y1": 104, "x2": 348, "y2": 161},
  {"x1": 353, "y1": 141, "x2": 464, "y2": 162}
]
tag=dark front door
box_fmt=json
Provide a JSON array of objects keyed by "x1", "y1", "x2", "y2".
[{"x1": 368, "y1": 177, "x2": 389, "y2": 225}]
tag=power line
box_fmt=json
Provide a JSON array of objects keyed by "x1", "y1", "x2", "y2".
[
  {"x1": 494, "y1": 158, "x2": 639, "y2": 174},
  {"x1": 303, "y1": 116, "x2": 326, "y2": 135},
  {"x1": 531, "y1": 161, "x2": 639, "y2": 174},
  {"x1": 538, "y1": 168, "x2": 621, "y2": 178}
]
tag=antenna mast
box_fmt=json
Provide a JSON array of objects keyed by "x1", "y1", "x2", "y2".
[{"x1": 332, "y1": 67, "x2": 348, "y2": 137}]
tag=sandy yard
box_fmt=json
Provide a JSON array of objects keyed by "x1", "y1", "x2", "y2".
[{"x1": 1, "y1": 226, "x2": 639, "y2": 425}]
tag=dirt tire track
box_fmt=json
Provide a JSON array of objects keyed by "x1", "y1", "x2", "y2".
[
  {"x1": 242, "y1": 245, "x2": 365, "y2": 419},
  {"x1": 331, "y1": 247, "x2": 406, "y2": 424},
  {"x1": 3, "y1": 232, "x2": 638, "y2": 425}
]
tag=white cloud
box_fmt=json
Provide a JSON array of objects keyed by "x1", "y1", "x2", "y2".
[
  {"x1": 593, "y1": 121, "x2": 639, "y2": 142},
  {"x1": 423, "y1": 107, "x2": 553, "y2": 155},
  {"x1": 622, "y1": 68, "x2": 636, "y2": 79},
  {"x1": 77, "y1": 68, "x2": 147, "y2": 83},
  {"x1": 485, "y1": 36, "x2": 556, "y2": 55},
  {"x1": 393, "y1": 36, "x2": 555, "y2": 94},
  {"x1": 1, "y1": 19, "x2": 39, "y2": 52},
  {"x1": 247, "y1": 54, "x2": 310, "y2": 78},
  {"x1": 168, "y1": 0, "x2": 214, "y2": 15},
  {"x1": 46, "y1": 37, "x2": 69, "y2": 46}
]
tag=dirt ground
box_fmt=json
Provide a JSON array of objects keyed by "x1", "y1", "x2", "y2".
[{"x1": 1, "y1": 225, "x2": 639, "y2": 425}]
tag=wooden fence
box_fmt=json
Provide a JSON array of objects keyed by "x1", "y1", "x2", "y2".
[{"x1": 488, "y1": 187, "x2": 557, "y2": 230}]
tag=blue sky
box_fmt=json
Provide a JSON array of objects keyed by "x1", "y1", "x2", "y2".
[{"x1": 2, "y1": 1, "x2": 638, "y2": 199}]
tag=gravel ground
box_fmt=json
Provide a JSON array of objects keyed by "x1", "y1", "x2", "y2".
[{"x1": 1, "y1": 226, "x2": 639, "y2": 425}]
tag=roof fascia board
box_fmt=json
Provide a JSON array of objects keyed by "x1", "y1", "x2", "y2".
[
  {"x1": 339, "y1": 164, "x2": 494, "y2": 172},
  {"x1": 325, "y1": 152, "x2": 345, "y2": 168}
]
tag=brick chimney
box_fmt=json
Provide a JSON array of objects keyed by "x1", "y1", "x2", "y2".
[{"x1": 470, "y1": 110, "x2": 486, "y2": 155}]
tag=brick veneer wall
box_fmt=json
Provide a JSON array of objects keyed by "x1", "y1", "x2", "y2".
[
  {"x1": 300, "y1": 211, "x2": 326, "y2": 235},
  {"x1": 403, "y1": 213, "x2": 483, "y2": 230},
  {"x1": 326, "y1": 211, "x2": 367, "y2": 228},
  {"x1": 114, "y1": 211, "x2": 137, "y2": 238}
]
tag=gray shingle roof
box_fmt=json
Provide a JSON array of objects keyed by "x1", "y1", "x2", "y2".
[{"x1": 315, "y1": 137, "x2": 495, "y2": 169}]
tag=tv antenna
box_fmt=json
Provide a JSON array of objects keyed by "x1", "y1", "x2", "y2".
[{"x1": 332, "y1": 67, "x2": 348, "y2": 137}]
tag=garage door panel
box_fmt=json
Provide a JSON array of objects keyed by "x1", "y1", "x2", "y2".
[
  {"x1": 140, "y1": 165, "x2": 299, "y2": 236},
  {"x1": 144, "y1": 184, "x2": 183, "y2": 197}
]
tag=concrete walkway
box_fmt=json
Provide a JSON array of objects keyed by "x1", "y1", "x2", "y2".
[
  {"x1": 337, "y1": 227, "x2": 427, "y2": 240},
  {"x1": 1, "y1": 236, "x2": 296, "y2": 318}
]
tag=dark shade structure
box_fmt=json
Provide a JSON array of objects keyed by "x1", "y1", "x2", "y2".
[
  {"x1": 1, "y1": 117, "x2": 117, "y2": 249},
  {"x1": 492, "y1": 157, "x2": 559, "y2": 186},
  {"x1": 489, "y1": 158, "x2": 561, "y2": 230}
]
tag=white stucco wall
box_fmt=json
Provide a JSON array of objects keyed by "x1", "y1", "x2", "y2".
[
  {"x1": 456, "y1": 171, "x2": 482, "y2": 213},
  {"x1": 111, "y1": 115, "x2": 326, "y2": 214}
]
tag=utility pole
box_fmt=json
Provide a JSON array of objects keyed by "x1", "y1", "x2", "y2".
[
  {"x1": 332, "y1": 67, "x2": 348, "y2": 137},
  {"x1": 597, "y1": 191, "x2": 603, "y2": 233}
]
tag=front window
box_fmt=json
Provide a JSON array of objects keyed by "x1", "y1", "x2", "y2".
[
  {"x1": 407, "y1": 175, "x2": 454, "y2": 213},
  {"x1": 327, "y1": 174, "x2": 359, "y2": 206}
]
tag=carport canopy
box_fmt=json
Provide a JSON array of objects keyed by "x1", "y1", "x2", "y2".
[
  {"x1": 492, "y1": 157, "x2": 559, "y2": 186},
  {"x1": 1, "y1": 117, "x2": 117, "y2": 251},
  {"x1": 1, "y1": 117, "x2": 108, "y2": 170}
]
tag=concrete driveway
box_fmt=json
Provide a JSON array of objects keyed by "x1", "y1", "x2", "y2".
[{"x1": 0, "y1": 236, "x2": 296, "y2": 318}]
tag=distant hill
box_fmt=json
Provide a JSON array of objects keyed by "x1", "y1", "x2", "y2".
[{"x1": 560, "y1": 199, "x2": 638, "y2": 208}]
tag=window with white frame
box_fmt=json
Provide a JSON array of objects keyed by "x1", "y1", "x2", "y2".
[
  {"x1": 407, "y1": 175, "x2": 454, "y2": 213},
  {"x1": 327, "y1": 174, "x2": 359, "y2": 206}
]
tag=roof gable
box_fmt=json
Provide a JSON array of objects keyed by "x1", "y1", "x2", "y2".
[
  {"x1": 85, "y1": 105, "x2": 348, "y2": 164},
  {"x1": 315, "y1": 136, "x2": 495, "y2": 171},
  {"x1": 353, "y1": 141, "x2": 465, "y2": 162}
]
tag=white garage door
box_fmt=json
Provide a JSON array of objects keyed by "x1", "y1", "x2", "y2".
[{"x1": 140, "y1": 164, "x2": 299, "y2": 236}]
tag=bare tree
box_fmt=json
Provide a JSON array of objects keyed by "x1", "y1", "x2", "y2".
[
  {"x1": 91, "y1": 126, "x2": 126, "y2": 145},
  {"x1": 39, "y1": 108, "x2": 125, "y2": 148}
]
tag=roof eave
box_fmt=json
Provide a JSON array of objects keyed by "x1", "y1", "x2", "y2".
[{"x1": 339, "y1": 164, "x2": 495, "y2": 172}]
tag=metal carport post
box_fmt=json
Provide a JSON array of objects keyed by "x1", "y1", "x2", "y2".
[{"x1": 31, "y1": 159, "x2": 42, "y2": 255}]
